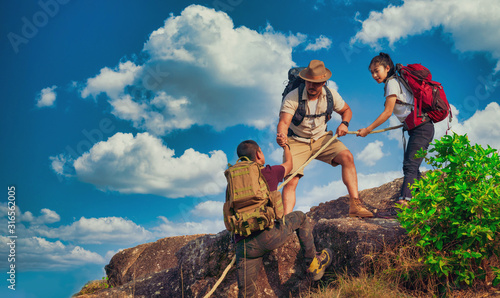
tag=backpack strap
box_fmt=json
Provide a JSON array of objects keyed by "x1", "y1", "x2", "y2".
[
  {"x1": 291, "y1": 83, "x2": 307, "y2": 126},
  {"x1": 291, "y1": 85, "x2": 334, "y2": 126},
  {"x1": 236, "y1": 156, "x2": 251, "y2": 163}
]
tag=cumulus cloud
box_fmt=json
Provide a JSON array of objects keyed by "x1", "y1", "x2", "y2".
[
  {"x1": 269, "y1": 146, "x2": 284, "y2": 164},
  {"x1": 351, "y1": 0, "x2": 500, "y2": 71},
  {"x1": 295, "y1": 170, "x2": 402, "y2": 212},
  {"x1": 305, "y1": 35, "x2": 332, "y2": 51},
  {"x1": 356, "y1": 140, "x2": 386, "y2": 166},
  {"x1": 79, "y1": 5, "x2": 313, "y2": 135},
  {"x1": 50, "y1": 154, "x2": 75, "y2": 178},
  {"x1": 438, "y1": 102, "x2": 500, "y2": 150},
  {"x1": 385, "y1": 115, "x2": 405, "y2": 145},
  {"x1": 81, "y1": 61, "x2": 142, "y2": 100},
  {"x1": 153, "y1": 216, "x2": 224, "y2": 237},
  {"x1": 35, "y1": 216, "x2": 153, "y2": 245},
  {"x1": 0, "y1": 205, "x2": 60, "y2": 230},
  {"x1": 386, "y1": 103, "x2": 500, "y2": 151},
  {"x1": 23, "y1": 208, "x2": 60, "y2": 225},
  {"x1": 0, "y1": 236, "x2": 105, "y2": 270},
  {"x1": 35, "y1": 85, "x2": 57, "y2": 108},
  {"x1": 51, "y1": 132, "x2": 227, "y2": 198},
  {"x1": 105, "y1": 249, "x2": 122, "y2": 262},
  {"x1": 190, "y1": 200, "x2": 224, "y2": 218}
]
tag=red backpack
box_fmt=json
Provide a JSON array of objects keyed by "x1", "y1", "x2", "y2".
[{"x1": 395, "y1": 63, "x2": 452, "y2": 130}]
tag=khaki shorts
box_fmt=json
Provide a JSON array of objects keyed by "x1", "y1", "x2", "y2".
[{"x1": 285, "y1": 132, "x2": 348, "y2": 177}]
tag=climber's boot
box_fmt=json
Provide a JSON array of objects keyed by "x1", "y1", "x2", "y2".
[
  {"x1": 307, "y1": 248, "x2": 333, "y2": 281},
  {"x1": 349, "y1": 197, "x2": 374, "y2": 218}
]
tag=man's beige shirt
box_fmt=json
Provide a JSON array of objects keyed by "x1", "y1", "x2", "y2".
[{"x1": 280, "y1": 86, "x2": 345, "y2": 143}]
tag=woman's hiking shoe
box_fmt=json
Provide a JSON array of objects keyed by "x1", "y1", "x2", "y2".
[
  {"x1": 396, "y1": 199, "x2": 409, "y2": 208},
  {"x1": 307, "y1": 248, "x2": 333, "y2": 281},
  {"x1": 349, "y1": 197, "x2": 374, "y2": 218}
]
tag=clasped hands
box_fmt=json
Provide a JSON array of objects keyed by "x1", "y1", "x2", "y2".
[{"x1": 276, "y1": 133, "x2": 288, "y2": 148}]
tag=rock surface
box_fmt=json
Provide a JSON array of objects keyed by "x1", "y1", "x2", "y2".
[
  {"x1": 76, "y1": 176, "x2": 407, "y2": 297},
  {"x1": 105, "y1": 234, "x2": 204, "y2": 287}
]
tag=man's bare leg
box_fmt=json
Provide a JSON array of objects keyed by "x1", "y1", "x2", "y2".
[
  {"x1": 282, "y1": 176, "x2": 300, "y2": 215},
  {"x1": 333, "y1": 150, "x2": 359, "y2": 198},
  {"x1": 333, "y1": 150, "x2": 373, "y2": 218}
]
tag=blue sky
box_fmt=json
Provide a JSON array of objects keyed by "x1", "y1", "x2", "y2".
[{"x1": 1, "y1": 0, "x2": 500, "y2": 297}]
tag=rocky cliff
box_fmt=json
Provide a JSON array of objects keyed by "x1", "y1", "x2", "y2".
[{"x1": 76, "y1": 176, "x2": 407, "y2": 297}]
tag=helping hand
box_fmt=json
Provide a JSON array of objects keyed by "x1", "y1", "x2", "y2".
[{"x1": 276, "y1": 133, "x2": 288, "y2": 147}]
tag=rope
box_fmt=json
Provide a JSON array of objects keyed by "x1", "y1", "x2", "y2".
[
  {"x1": 278, "y1": 133, "x2": 339, "y2": 191},
  {"x1": 278, "y1": 125, "x2": 403, "y2": 191},
  {"x1": 347, "y1": 124, "x2": 403, "y2": 135},
  {"x1": 203, "y1": 254, "x2": 236, "y2": 298},
  {"x1": 346, "y1": 124, "x2": 403, "y2": 135},
  {"x1": 203, "y1": 124, "x2": 403, "y2": 297}
]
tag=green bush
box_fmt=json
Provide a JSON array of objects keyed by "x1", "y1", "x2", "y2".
[
  {"x1": 73, "y1": 277, "x2": 112, "y2": 296},
  {"x1": 397, "y1": 133, "x2": 500, "y2": 288}
]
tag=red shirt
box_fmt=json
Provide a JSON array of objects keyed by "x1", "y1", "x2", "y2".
[
  {"x1": 260, "y1": 165, "x2": 285, "y2": 191},
  {"x1": 234, "y1": 164, "x2": 285, "y2": 243}
]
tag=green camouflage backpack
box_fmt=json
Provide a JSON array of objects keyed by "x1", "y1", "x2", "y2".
[{"x1": 223, "y1": 157, "x2": 284, "y2": 236}]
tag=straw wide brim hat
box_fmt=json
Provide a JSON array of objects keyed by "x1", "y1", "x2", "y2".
[{"x1": 299, "y1": 60, "x2": 332, "y2": 83}]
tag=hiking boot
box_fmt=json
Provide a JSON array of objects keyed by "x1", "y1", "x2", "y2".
[
  {"x1": 307, "y1": 248, "x2": 333, "y2": 281},
  {"x1": 349, "y1": 197, "x2": 374, "y2": 218},
  {"x1": 396, "y1": 199, "x2": 409, "y2": 209}
]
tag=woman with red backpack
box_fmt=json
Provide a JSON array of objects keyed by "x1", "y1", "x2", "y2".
[{"x1": 357, "y1": 52, "x2": 435, "y2": 206}]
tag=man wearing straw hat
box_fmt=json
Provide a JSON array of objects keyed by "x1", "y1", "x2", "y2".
[{"x1": 277, "y1": 59, "x2": 373, "y2": 218}]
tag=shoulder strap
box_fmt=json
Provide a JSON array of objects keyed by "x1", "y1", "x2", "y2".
[
  {"x1": 303, "y1": 86, "x2": 334, "y2": 119},
  {"x1": 298, "y1": 83, "x2": 305, "y2": 102},
  {"x1": 291, "y1": 84, "x2": 306, "y2": 126},
  {"x1": 291, "y1": 84, "x2": 334, "y2": 126},
  {"x1": 236, "y1": 156, "x2": 251, "y2": 163},
  {"x1": 385, "y1": 73, "x2": 414, "y2": 107},
  {"x1": 324, "y1": 86, "x2": 333, "y2": 122}
]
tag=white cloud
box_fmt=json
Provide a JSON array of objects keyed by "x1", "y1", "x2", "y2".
[
  {"x1": 295, "y1": 170, "x2": 402, "y2": 212},
  {"x1": 52, "y1": 132, "x2": 227, "y2": 198},
  {"x1": 0, "y1": 205, "x2": 59, "y2": 227},
  {"x1": 108, "y1": 92, "x2": 195, "y2": 136},
  {"x1": 356, "y1": 140, "x2": 386, "y2": 166},
  {"x1": 351, "y1": 0, "x2": 500, "y2": 71},
  {"x1": 50, "y1": 154, "x2": 75, "y2": 178},
  {"x1": 269, "y1": 146, "x2": 284, "y2": 164},
  {"x1": 153, "y1": 216, "x2": 224, "y2": 237},
  {"x1": 79, "y1": 5, "x2": 307, "y2": 135},
  {"x1": 81, "y1": 61, "x2": 142, "y2": 100},
  {"x1": 305, "y1": 35, "x2": 332, "y2": 51},
  {"x1": 35, "y1": 85, "x2": 57, "y2": 108},
  {"x1": 190, "y1": 200, "x2": 224, "y2": 218},
  {"x1": 387, "y1": 102, "x2": 500, "y2": 154},
  {"x1": 105, "y1": 249, "x2": 122, "y2": 262},
  {"x1": 439, "y1": 102, "x2": 500, "y2": 150},
  {"x1": 0, "y1": 236, "x2": 105, "y2": 271},
  {"x1": 35, "y1": 217, "x2": 153, "y2": 245},
  {"x1": 27, "y1": 208, "x2": 60, "y2": 225},
  {"x1": 386, "y1": 115, "x2": 404, "y2": 145},
  {"x1": 386, "y1": 103, "x2": 500, "y2": 151}
]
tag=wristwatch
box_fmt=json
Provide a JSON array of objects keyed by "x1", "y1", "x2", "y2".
[{"x1": 341, "y1": 121, "x2": 349, "y2": 127}]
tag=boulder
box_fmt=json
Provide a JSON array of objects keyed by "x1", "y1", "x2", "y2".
[
  {"x1": 105, "y1": 234, "x2": 204, "y2": 287},
  {"x1": 76, "y1": 176, "x2": 408, "y2": 297},
  {"x1": 314, "y1": 217, "x2": 407, "y2": 275}
]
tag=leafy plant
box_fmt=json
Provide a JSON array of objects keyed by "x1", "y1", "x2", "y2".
[
  {"x1": 397, "y1": 133, "x2": 500, "y2": 289},
  {"x1": 73, "y1": 276, "x2": 112, "y2": 296}
]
